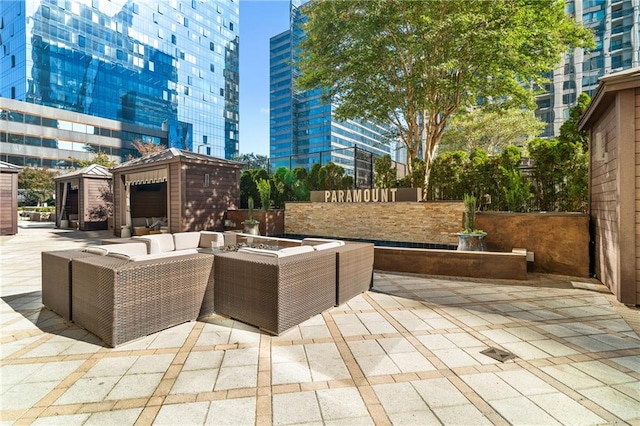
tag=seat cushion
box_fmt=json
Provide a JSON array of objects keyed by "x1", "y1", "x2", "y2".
[
  {"x1": 312, "y1": 241, "x2": 343, "y2": 251},
  {"x1": 85, "y1": 243, "x2": 148, "y2": 257},
  {"x1": 301, "y1": 238, "x2": 346, "y2": 246},
  {"x1": 173, "y1": 232, "x2": 202, "y2": 251},
  {"x1": 130, "y1": 249, "x2": 199, "y2": 262}
]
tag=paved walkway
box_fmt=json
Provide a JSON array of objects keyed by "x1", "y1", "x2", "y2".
[{"x1": 1, "y1": 222, "x2": 639, "y2": 425}]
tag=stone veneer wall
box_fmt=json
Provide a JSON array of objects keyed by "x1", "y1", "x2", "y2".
[{"x1": 284, "y1": 202, "x2": 464, "y2": 245}]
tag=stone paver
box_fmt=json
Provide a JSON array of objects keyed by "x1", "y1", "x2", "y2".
[{"x1": 1, "y1": 222, "x2": 639, "y2": 425}]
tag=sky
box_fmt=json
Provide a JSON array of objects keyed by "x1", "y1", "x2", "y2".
[{"x1": 238, "y1": 0, "x2": 291, "y2": 156}]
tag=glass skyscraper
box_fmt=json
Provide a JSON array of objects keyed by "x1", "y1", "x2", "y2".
[
  {"x1": 1, "y1": 0, "x2": 239, "y2": 165},
  {"x1": 269, "y1": 1, "x2": 395, "y2": 187},
  {"x1": 536, "y1": 0, "x2": 639, "y2": 137}
]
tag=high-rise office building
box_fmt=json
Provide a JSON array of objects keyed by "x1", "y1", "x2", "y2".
[
  {"x1": 0, "y1": 0, "x2": 239, "y2": 168},
  {"x1": 269, "y1": 1, "x2": 396, "y2": 187},
  {"x1": 537, "y1": 0, "x2": 639, "y2": 137}
]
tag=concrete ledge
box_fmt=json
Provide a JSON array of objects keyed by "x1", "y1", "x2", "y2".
[{"x1": 374, "y1": 247, "x2": 528, "y2": 280}]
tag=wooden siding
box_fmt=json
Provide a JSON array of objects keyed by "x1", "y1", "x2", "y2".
[
  {"x1": 636, "y1": 88, "x2": 640, "y2": 304},
  {"x1": 81, "y1": 178, "x2": 110, "y2": 230},
  {"x1": 170, "y1": 163, "x2": 181, "y2": 233},
  {"x1": 0, "y1": 172, "x2": 18, "y2": 235},
  {"x1": 183, "y1": 163, "x2": 240, "y2": 231},
  {"x1": 590, "y1": 102, "x2": 619, "y2": 296}
]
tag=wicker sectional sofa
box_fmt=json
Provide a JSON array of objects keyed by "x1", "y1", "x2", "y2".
[{"x1": 41, "y1": 231, "x2": 374, "y2": 346}]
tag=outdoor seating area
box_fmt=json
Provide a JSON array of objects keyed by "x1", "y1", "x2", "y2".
[{"x1": 40, "y1": 230, "x2": 375, "y2": 347}]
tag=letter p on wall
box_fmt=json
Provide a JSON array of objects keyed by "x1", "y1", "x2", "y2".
[{"x1": 325, "y1": 191, "x2": 331, "y2": 202}]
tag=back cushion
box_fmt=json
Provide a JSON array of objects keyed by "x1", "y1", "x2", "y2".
[
  {"x1": 199, "y1": 231, "x2": 225, "y2": 248},
  {"x1": 135, "y1": 234, "x2": 175, "y2": 254},
  {"x1": 276, "y1": 245, "x2": 314, "y2": 257},
  {"x1": 301, "y1": 238, "x2": 346, "y2": 247},
  {"x1": 131, "y1": 217, "x2": 148, "y2": 227},
  {"x1": 312, "y1": 241, "x2": 343, "y2": 251},
  {"x1": 173, "y1": 232, "x2": 202, "y2": 251}
]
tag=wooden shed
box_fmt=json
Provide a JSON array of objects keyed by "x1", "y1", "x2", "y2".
[
  {"x1": 578, "y1": 67, "x2": 640, "y2": 306},
  {"x1": 0, "y1": 161, "x2": 21, "y2": 236},
  {"x1": 111, "y1": 148, "x2": 242, "y2": 236},
  {"x1": 54, "y1": 164, "x2": 112, "y2": 231}
]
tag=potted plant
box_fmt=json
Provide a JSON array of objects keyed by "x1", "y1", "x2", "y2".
[
  {"x1": 456, "y1": 194, "x2": 487, "y2": 251},
  {"x1": 242, "y1": 196, "x2": 260, "y2": 235}
]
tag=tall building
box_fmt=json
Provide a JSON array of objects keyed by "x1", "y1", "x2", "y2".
[
  {"x1": 0, "y1": 0, "x2": 239, "y2": 169},
  {"x1": 269, "y1": 1, "x2": 396, "y2": 187},
  {"x1": 536, "y1": 0, "x2": 639, "y2": 137}
]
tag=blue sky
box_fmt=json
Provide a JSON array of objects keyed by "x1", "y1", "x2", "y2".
[{"x1": 239, "y1": 0, "x2": 291, "y2": 156}]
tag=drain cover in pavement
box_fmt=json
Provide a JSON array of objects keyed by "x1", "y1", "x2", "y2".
[{"x1": 480, "y1": 347, "x2": 516, "y2": 362}]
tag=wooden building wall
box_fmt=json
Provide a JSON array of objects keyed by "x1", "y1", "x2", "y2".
[
  {"x1": 635, "y1": 88, "x2": 640, "y2": 304},
  {"x1": 183, "y1": 163, "x2": 240, "y2": 231},
  {"x1": 81, "y1": 177, "x2": 110, "y2": 230},
  {"x1": 590, "y1": 102, "x2": 618, "y2": 296},
  {"x1": 0, "y1": 171, "x2": 18, "y2": 235}
]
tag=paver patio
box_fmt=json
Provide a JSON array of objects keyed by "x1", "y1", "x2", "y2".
[{"x1": 1, "y1": 222, "x2": 639, "y2": 425}]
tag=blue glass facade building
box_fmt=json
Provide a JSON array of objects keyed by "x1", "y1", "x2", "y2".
[
  {"x1": 269, "y1": 1, "x2": 395, "y2": 187},
  {"x1": 1, "y1": 0, "x2": 239, "y2": 165},
  {"x1": 536, "y1": 0, "x2": 639, "y2": 137}
]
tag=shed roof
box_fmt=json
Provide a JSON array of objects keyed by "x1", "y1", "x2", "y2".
[
  {"x1": 111, "y1": 148, "x2": 243, "y2": 171},
  {"x1": 54, "y1": 164, "x2": 112, "y2": 181},
  {"x1": 0, "y1": 161, "x2": 22, "y2": 173},
  {"x1": 579, "y1": 66, "x2": 640, "y2": 130}
]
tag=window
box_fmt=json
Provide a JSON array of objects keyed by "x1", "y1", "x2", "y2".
[
  {"x1": 171, "y1": 34, "x2": 177, "y2": 44},
  {"x1": 229, "y1": 22, "x2": 234, "y2": 31},
  {"x1": 11, "y1": 87, "x2": 15, "y2": 99},
  {"x1": 220, "y1": 88, "x2": 224, "y2": 96},
  {"x1": 210, "y1": 42, "x2": 214, "y2": 51},
  {"x1": 210, "y1": 63, "x2": 214, "y2": 72},
  {"x1": 11, "y1": 55, "x2": 15, "y2": 68}
]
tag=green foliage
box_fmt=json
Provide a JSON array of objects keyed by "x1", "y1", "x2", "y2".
[
  {"x1": 70, "y1": 151, "x2": 117, "y2": 168},
  {"x1": 256, "y1": 179, "x2": 271, "y2": 211},
  {"x1": 462, "y1": 194, "x2": 477, "y2": 233},
  {"x1": 18, "y1": 167, "x2": 59, "y2": 206},
  {"x1": 272, "y1": 167, "x2": 310, "y2": 208},
  {"x1": 439, "y1": 107, "x2": 545, "y2": 154},
  {"x1": 374, "y1": 155, "x2": 397, "y2": 188},
  {"x1": 244, "y1": 196, "x2": 258, "y2": 225},
  {"x1": 528, "y1": 138, "x2": 587, "y2": 212},
  {"x1": 559, "y1": 92, "x2": 591, "y2": 152},
  {"x1": 297, "y1": 0, "x2": 594, "y2": 188},
  {"x1": 318, "y1": 162, "x2": 353, "y2": 191},
  {"x1": 499, "y1": 146, "x2": 532, "y2": 212},
  {"x1": 233, "y1": 153, "x2": 270, "y2": 170},
  {"x1": 240, "y1": 169, "x2": 269, "y2": 208}
]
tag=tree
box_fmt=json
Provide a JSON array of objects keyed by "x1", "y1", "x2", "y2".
[
  {"x1": 69, "y1": 151, "x2": 117, "y2": 168},
  {"x1": 374, "y1": 154, "x2": 397, "y2": 188},
  {"x1": 18, "y1": 167, "x2": 58, "y2": 206},
  {"x1": 439, "y1": 107, "x2": 545, "y2": 154},
  {"x1": 559, "y1": 92, "x2": 591, "y2": 152},
  {"x1": 296, "y1": 0, "x2": 594, "y2": 189},
  {"x1": 233, "y1": 153, "x2": 270, "y2": 170},
  {"x1": 131, "y1": 140, "x2": 166, "y2": 157}
]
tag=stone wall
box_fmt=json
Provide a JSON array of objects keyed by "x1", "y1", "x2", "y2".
[{"x1": 284, "y1": 201, "x2": 464, "y2": 245}]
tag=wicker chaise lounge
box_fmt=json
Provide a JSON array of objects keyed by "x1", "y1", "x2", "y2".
[
  {"x1": 334, "y1": 243, "x2": 375, "y2": 306},
  {"x1": 71, "y1": 252, "x2": 214, "y2": 347},
  {"x1": 213, "y1": 248, "x2": 336, "y2": 335}
]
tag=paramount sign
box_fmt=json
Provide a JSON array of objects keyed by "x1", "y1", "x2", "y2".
[{"x1": 311, "y1": 188, "x2": 423, "y2": 203}]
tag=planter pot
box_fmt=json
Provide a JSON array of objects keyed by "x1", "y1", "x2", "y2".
[
  {"x1": 60, "y1": 219, "x2": 69, "y2": 229},
  {"x1": 243, "y1": 222, "x2": 260, "y2": 235},
  {"x1": 456, "y1": 232, "x2": 487, "y2": 251}
]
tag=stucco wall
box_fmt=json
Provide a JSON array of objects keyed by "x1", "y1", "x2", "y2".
[{"x1": 285, "y1": 201, "x2": 464, "y2": 246}]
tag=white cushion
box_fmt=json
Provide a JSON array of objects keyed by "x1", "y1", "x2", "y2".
[
  {"x1": 134, "y1": 234, "x2": 175, "y2": 253},
  {"x1": 199, "y1": 231, "x2": 225, "y2": 248},
  {"x1": 130, "y1": 249, "x2": 199, "y2": 262},
  {"x1": 237, "y1": 247, "x2": 279, "y2": 257},
  {"x1": 276, "y1": 245, "x2": 314, "y2": 257},
  {"x1": 173, "y1": 232, "x2": 202, "y2": 250},
  {"x1": 301, "y1": 238, "x2": 346, "y2": 246},
  {"x1": 312, "y1": 241, "x2": 343, "y2": 251}
]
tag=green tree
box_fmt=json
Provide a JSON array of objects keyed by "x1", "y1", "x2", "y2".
[
  {"x1": 18, "y1": 167, "x2": 58, "y2": 206},
  {"x1": 374, "y1": 154, "x2": 397, "y2": 188},
  {"x1": 233, "y1": 153, "x2": 270, "y2": 170},
  {"x1": 240, "y1": 169, "x2": 269, "y2": 208},
  {"x1": 256, "y1": 179, "x2": 272, "y2": 211},
  {"x1": 70, "y1": 151, "x2": 117, "y2": 168},
  {"x1": 318, "y1": 162, "x2": 353, "y2": 190},
  {"x1": 559, "y1": 92, "x2": 591, "y2": 152},
  {"x1": 296, "y1": 0, "x2": 593, "y2": 189},
  {"x1": 439, "y1": 107, "x2": 545, "y2": 154}
]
